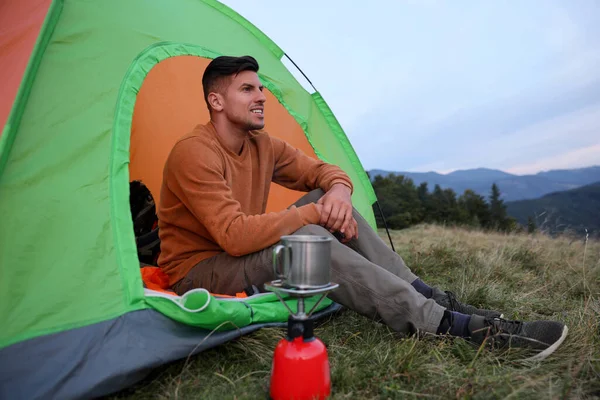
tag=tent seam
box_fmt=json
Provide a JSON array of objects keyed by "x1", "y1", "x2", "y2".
[{"x1": 0, "y1": 309, "x2": 129, "y2": 350}]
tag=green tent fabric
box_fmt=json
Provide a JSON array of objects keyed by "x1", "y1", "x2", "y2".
[
  {"x1": 0, "y1": 0, "x2": 378, "y2": 398},
  {"x1": 144, "y1": 289, "x2": 334, "y2": 331}
]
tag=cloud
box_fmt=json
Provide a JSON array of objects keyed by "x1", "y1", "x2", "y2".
[
  {"x1": 406, "y1": 101, "x2": 600, "y2": 172},
  {"x1": 349, "y1": 77, "x2": 600, "y2": 172},
  {"x1": 470, "y1": 104, "x2": 600, "y2": 171},
  {"x1": 508, "y1": 144, "x2": 600, "y2": 175},
  {"x1": 343, "y1": 2, "x2": 600, "y2": 172}
]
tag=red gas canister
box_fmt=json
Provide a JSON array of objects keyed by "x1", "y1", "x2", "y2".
[{"x1": 270, "y1": 318, "x2": 331, "y2": 400}]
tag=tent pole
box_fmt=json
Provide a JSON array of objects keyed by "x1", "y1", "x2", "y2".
[
  {"x1": 283, "y1": 53, "x2": 394, "y2": 252},
  {"x1": 283, "y1": 53, "x2": 317, "y2": 92},
  {"x1": 375, "y1": 201, "x2": 396, "y2": 252}
]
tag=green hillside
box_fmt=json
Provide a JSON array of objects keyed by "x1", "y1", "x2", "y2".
[{"x1": 506, "y1": 181, "x2": 600, "y2": 237}]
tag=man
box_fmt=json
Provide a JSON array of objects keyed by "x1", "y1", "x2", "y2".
[{"x1": 157, "y1": 55, "x2": 567, "y2": 360}]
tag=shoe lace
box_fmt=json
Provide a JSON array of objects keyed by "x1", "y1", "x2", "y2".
[
  {"x1": 484, "y1": 318, "x2": 524, "y2": 337},
  {"x1": 444, "y1": 291, "x2": 461, "y2": 311}
]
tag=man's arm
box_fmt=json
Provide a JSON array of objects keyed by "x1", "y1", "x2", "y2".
[
  {"x1": 270, "y1": 136, "x2": 353, "y2": 194},
  {"x1": 270, "y1": 137, "x2": 358, "y2": 241},
  {"x1": 165, "y1": 139, "x2": 322, "y2": 256}
]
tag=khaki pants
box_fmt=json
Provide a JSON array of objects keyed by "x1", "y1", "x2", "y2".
[{"x1": 173, "y1": 190, "x2": 445, "y2": 334}]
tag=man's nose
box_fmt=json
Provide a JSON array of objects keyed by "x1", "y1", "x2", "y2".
[{"x1": 257, "y1": 90, "x2": 267, "y2": 103}]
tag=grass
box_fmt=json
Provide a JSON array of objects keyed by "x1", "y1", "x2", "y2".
[{"x1": 107, "y1": 224, "x2": 600, "y2": 399}]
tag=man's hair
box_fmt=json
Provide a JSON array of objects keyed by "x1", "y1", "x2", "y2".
[{"x1": 202, "y1": 55, "x2": 260, "y2": 111}]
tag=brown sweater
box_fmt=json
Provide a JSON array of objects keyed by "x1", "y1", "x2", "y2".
[{"x1": 157, "y1": 122, "x2": 354, "y2": 286}]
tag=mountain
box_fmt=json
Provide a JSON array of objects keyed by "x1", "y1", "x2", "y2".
[
  {"x1": 443, "y1": 168, "x2": 514, "y2": 182},
  {"x1": 368, "y1": 166, "x2": 600, "y2": 202},
  {"x1": 506, "y1": 181, "x2": 600, "y2": 237}
]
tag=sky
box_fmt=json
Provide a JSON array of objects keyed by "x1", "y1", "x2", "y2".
[{"x1": 221, "y1": 1, "x2": 600, "y2": 175}]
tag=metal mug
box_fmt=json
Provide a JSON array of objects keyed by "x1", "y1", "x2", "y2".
[{"x1": 272, "y1": 235, "x2": 333, "y2": 289}]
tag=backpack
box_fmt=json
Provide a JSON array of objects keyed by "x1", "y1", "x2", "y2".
[{"x1": 129, "y1": 180, "x2": 161, "y2": 266}]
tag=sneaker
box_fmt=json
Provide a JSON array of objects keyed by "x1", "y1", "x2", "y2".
[
  {"x1": 435, "y1": 290, "x2": 503, "y2": 319},
  {"x1": 468, "y1": 315, "x2": 569, "y2": 361}
]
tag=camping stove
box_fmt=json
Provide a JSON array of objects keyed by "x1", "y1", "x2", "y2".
[{"x1": 264, "y1": 280, "x2": 339, "y2": 400}]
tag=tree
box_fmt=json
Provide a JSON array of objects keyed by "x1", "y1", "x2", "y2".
[
  {"x1": 427, "y1": 185, "x2": 460, "y2": 225},
  {"x1": 489, "y1": 183, "x2": 509, "y2": 231},
  {"x1": 428, "y1": 184, "x2": 446, "y2": 223},
  {"x1": 417, "y1": 182, "x2": 432, "y2": 223},
  {"x1": 443, "y1": 188, "x2": 463, "y2": 224},
  {"x1": 371, "y1": 174, "x2": 422, "y2": 229},
  {"x1": 371, "y1": 176, "x2": 520, "y2": 233},
  {"x1": 372, "y1": 175, "x2": 397, "y2": 228},
  {"x1": 458, "y1": 189, "x2": 491, "y2": 228},
  {"x1": 390, "y1": 174, "x2": 423, "y2": 225},
  {"x1": 527, "y1": 216, "x2": 537, "y2": 234}
]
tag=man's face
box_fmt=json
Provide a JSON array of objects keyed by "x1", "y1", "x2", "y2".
[{"x1": 219, "y1": 70, "x2": 266, "y2": 131}]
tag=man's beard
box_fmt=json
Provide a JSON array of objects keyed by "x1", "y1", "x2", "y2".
[
  {"x1": 243, "y1": 119, "x2": 264, "y2": 131},
  {"x1": 228, "y1": 110, "x2": 264, "y2": 131}
]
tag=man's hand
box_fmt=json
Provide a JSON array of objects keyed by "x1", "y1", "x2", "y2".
[
  {"x1": 317, "y1": 184, "x2": 358, "y2": 241},
  {"x1": 339, "y1": 216, "x2": 358, "y2": 243}
]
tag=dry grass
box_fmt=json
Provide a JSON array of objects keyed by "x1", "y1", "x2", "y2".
[{"x1": 107, "y1": 224, "x2": 600, "y2": 399}]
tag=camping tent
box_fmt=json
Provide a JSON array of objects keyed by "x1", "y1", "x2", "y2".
[{"x1": 0, "y1": 0, "x2": 378, "y2": 398}]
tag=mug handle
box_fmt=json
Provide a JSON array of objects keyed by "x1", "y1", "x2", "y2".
[{"x1": 272, "y1": 244, "x2": 285, "y2": 280}]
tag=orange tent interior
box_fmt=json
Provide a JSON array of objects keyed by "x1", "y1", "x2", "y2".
[
  {"x1": 129, "y1": 55, "x2": 319, "y2": 212},
  {"x1": 0, "y1": 0, "x2": 53, "y2": 131}
]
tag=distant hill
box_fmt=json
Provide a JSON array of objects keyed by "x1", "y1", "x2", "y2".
[
  {"x1": 368, "y1": 166, "x2": 600, "y2": 202},
  {"x1": 506, "y1": 181, "x2": 600, "y2": 237}
]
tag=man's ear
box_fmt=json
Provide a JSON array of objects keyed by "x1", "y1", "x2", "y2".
[{"x1": 208, "y1": 92, "x2": 224, "y2": 112}]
